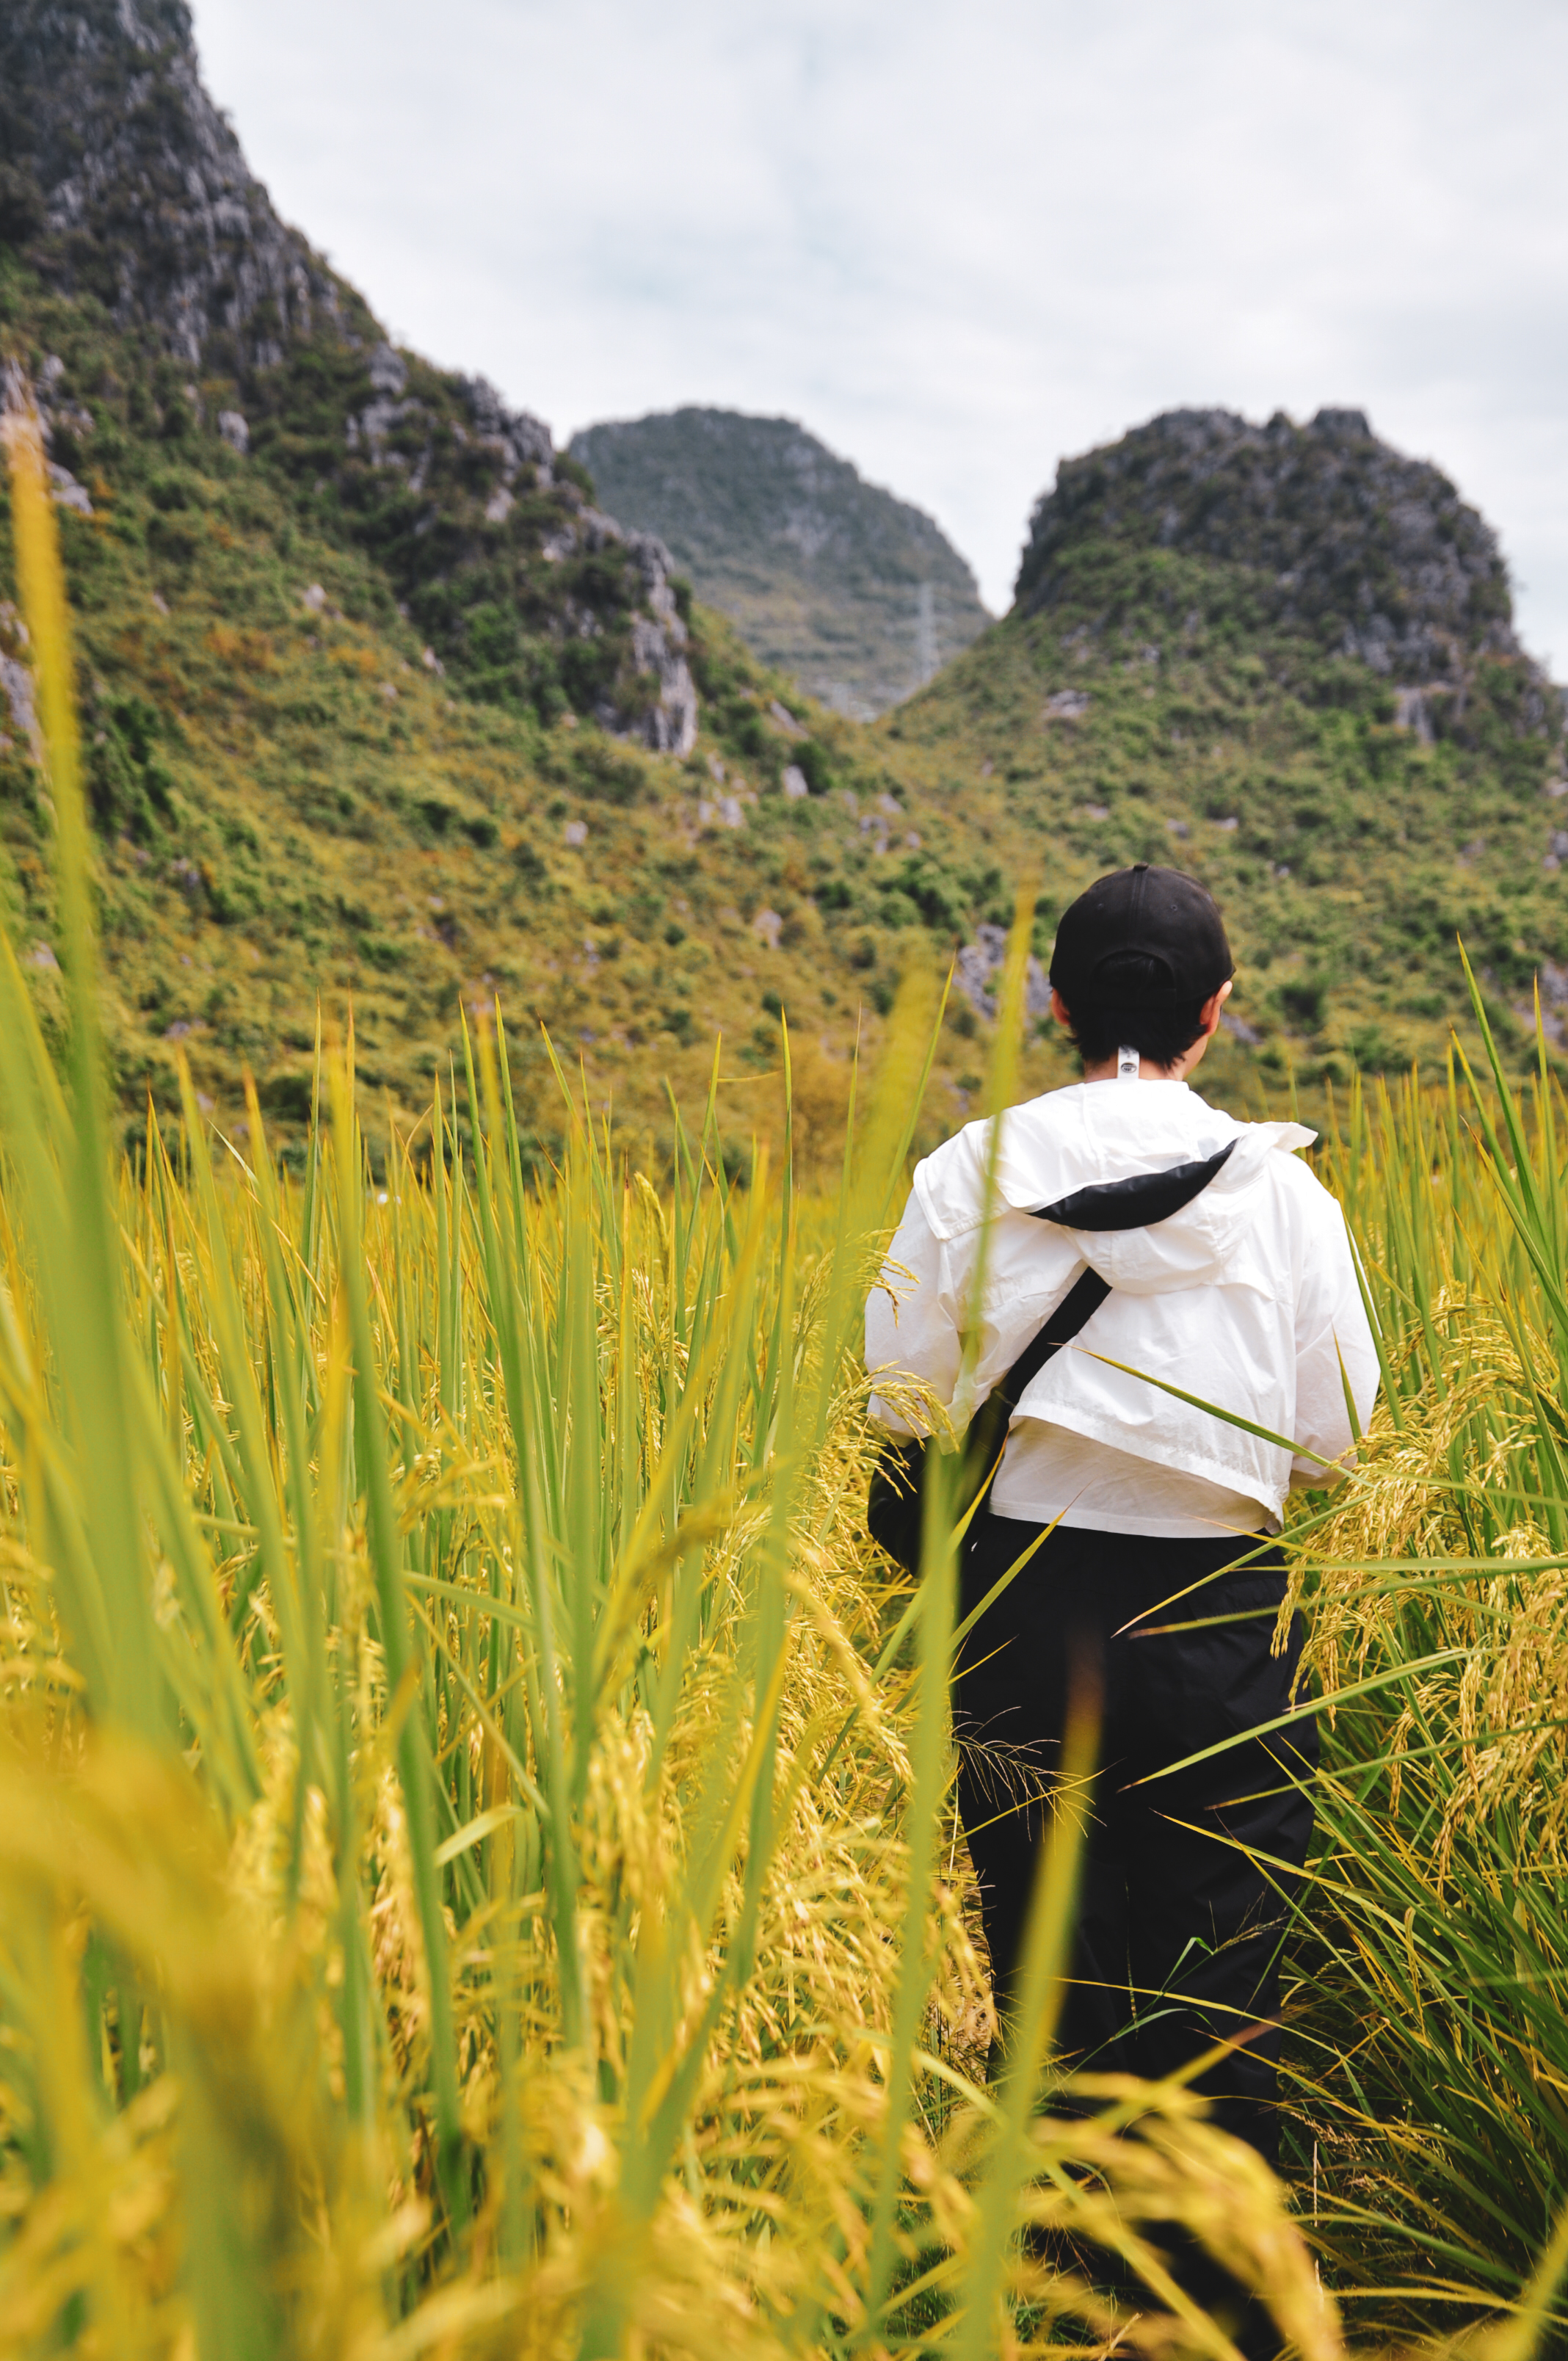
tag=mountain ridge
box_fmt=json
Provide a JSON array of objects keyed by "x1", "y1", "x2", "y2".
[
  {"x1": 1, "y1": 0, "x2": 702, "y2": 753},
  {"x1": 569, "y1": 407, "x2": 990, "y2": 720},
  {"x1": 871, "y1": 401, "x2": 1565, "y2": 1088},
  {"x1": 1018, "y1": 405, "x2": 1533, "y2": 692}
]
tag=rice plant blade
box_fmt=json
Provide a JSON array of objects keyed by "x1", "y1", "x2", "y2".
[
  {"x1": 329, "y1": 1053, "x2": 467, "y2": 2228},
  {"x1": 1, "y1": 404, "x2": 161, "y2": 1736}
]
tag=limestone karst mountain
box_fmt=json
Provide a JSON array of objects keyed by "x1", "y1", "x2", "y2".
[
  {"x1": 1, "y1": 4, "x2": 1564, "y2": 1145},
  {"x1": 875, "y1": 404, "x2": 1565, "y2": 1086},
  {"x1": 1017, "y1": 405, "x2": 1528, "y2": 697},
  {"x1": 569, "y1": 409, "x2": 990, "y2": 720}
]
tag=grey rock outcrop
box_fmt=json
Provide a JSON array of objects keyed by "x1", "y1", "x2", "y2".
[
  {"x1": 458, "y1": 375, "x2": 554, "y2": 482},
  {"x1": 0, "y1": 603, "x2": 44, "y2": 768},
  {"x1": 623, "y1": 532, "x2": 698, "y2": 756},
  {"x1": 954, "y1": 923, "x2": 1053, "y2": 1023},
  {"x1": 1, "y1": 355, "x2": 95, "y2": 521}
]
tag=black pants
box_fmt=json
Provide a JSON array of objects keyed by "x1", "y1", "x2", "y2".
[{"x1": 955, "y1": 1514, "x2": 1316, "y2": 2168}]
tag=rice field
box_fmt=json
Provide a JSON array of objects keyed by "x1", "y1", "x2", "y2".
[{"x1": 5, "y1": 377, "x2": 1568, "y2": 2360}]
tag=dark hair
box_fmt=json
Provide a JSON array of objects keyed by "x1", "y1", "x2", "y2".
[
  {"x1": 1059, "y1": 951, "x2": 1211, "y2": 1070},
  {"x1": 1064, "y1": 996, "x2": 1211, "y2": 1070}
]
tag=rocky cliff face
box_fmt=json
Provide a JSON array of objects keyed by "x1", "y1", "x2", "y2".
[
  {"x1": 1, "y1": 0, "x2": 340, "y2": 369},
  {"x1": 1016, "y1": 407, "x2": 1520, "y2": 690},
  {"x1": 0, "y1": 0, "x2": 696, "y2": 752}
]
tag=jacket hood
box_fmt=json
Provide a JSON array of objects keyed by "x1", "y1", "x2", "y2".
[{"x1": 913, "y1": 1081, "x2": 1316, "y2": 1297}]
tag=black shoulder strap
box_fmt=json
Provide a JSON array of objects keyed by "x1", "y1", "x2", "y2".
[{"x1": 992, "y1": 1264, "x2": 1110, "y2": 1413}]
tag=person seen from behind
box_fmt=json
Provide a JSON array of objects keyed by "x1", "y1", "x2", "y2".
[{"x1": 864, "y1": 864, "x2": 1378, "y2": 2180}]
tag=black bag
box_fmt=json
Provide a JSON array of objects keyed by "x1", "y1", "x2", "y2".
[
  {"x1": 867, "y1": 1266, "x2": 1110, "y2": 1575},
  {"x1": 867, "y1": 1141, "x2": 1238, "y2": 1577}
]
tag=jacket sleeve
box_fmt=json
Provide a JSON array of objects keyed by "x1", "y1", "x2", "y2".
[
  {"x1": 1289, "y1": 1181, "x2": 1382, "y2": 1488},
  {"x1": 865, "y1": 1189, "x2": 964, "y2": 1437}
]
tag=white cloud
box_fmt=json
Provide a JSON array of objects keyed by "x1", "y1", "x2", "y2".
[{"x1": 193, "y1": 0, "x2": 1568, "y2": 668}]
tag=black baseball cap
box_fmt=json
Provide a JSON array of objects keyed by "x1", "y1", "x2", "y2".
[{"x1": 1049, "y1": 864, "x2": 1233, "y2": 1008}]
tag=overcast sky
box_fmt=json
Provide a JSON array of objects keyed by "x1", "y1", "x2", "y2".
[{"x1": 192, "y1": 0, "x2": 1568, "y2": 670}]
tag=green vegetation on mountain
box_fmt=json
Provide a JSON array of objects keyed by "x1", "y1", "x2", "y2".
[
  {"x1": 568, "y1": 408, "x2": 991, "y2": 719},
  {"x1": 0, "y1": 298, "x2": 965, "y2": 1165}
]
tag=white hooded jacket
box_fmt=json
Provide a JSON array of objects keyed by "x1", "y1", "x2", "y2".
[{"x1": 865, "y1": 1078, "x2": 1380, "y2": 1536}]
